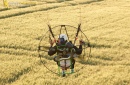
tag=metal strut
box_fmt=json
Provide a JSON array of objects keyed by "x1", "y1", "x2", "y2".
[
  {"x1": 74, "y1": 23, "x2": 81, "y2": 45},
  {"x1": 59, "y1": 25, "x2": 70, "y2": 41},
  {"x1": 48, "y1": 25, "x2": 56, "y2": 43}
]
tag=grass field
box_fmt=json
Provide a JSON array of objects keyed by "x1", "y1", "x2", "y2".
[{"x1": 0, "y1": 0, "x2": 130, "y2": 85}]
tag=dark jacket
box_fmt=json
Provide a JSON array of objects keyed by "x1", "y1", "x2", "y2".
[{"x1": 48, "y1": 41, "x2": 82, "y2": 56}]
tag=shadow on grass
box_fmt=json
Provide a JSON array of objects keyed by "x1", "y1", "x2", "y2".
[
  {"x1": 0, "y1": 5, "x2": 60, "y2": 19},
  {"x1": 30, "y1": 0, "x2": 72, "y2": 3},
  {"x1": 79, "y1": 59, "x2": 102, "y2": 65},
  {"x1": 0, "y1": 45, "x2": 37, "y2": 57},
  {"x1": 35, "y1": 36, "x2": 42, "y2": 40},
  {"x1": 17, "y1": 5, "x2": 36, "y2": 8},
  {"x1": 95, "y1": 55, "x2": 112, "y2": 61},
  {"x1": 0, "y1": 67, "x2": 32, "y2": 84},
  {"x1": 56, "y1": 0, "x2": 73, "y2": 3},
  {"x1": 79, "y1": 58, "x2": 111, "y2": 66},
  {"x1": 0, "y1": 45, "x2": 36, "y2": 52},
  {"x1": 80, "y1": 0, "x2": 104, "y2": 5},
  {"x1": 9, "y1": 67, "x2": 31, "y2": 83},
  {"x1": 78, "y1": 54, "x2": 113, "y2": 66},
  {"x1": 0, "y1": 4, "x2": 38, "y2": 12},
  {"x1": 0, "y1": 8, "x2": 9, "y2": 12},
  {"x1": 90, "y1": 43, "x2": 111, "y2": 48},
  {"x1": 70, "y1": 0, "x2": 104, "y2": 6},
  {"x1": 0, "y1": 0, "x2": 104, "y2": 19}
]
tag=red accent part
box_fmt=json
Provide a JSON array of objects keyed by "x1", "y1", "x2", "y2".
[{"x1": 54, "y1": 39, "x2": 56, "y2": 43}]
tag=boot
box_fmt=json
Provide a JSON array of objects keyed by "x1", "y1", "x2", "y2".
[
  {"x1": 62, "y1": 70, "x2": 66, "y2": 77},
  {"x1": 71, "y1": 69, "x2": 74, "y2": 73}
]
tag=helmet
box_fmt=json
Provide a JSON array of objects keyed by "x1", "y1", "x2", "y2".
[
  {"x1": 59, "y1": 34, "x2": 68, "y2": 41},
  {"x1": 58, "y1": 34, "x2": 68, "y2": 44}
]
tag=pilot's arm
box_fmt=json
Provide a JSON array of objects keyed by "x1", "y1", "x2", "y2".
[
  {"x1": 73, "y1": 45, "x2": 82, "y2": 55},
  {"x1": 48, "y1": 46, "x2": 57, "y2": 56},
  {"x1": 65, "y1": 41, "x2": 83, "y2": 55}
]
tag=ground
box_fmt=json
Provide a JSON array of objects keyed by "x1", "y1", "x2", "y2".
[{"x1": 0, "y1": 0, "x2": 130, "y2": 85}]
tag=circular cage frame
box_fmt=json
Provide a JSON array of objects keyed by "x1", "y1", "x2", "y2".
[{"x1": 38, "y1": 24, "x2": 91, "y2": 75}]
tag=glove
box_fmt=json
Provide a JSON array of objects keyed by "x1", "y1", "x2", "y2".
[
  {"x1": 50, "y1": 47, "x2": 55, "y2": 51},
  {"x1": 79, "y1": 40, "x2": 85, "y2": 45},
  {"x1": 71, "y1": 48, "x2": 76, "y2": 53}
]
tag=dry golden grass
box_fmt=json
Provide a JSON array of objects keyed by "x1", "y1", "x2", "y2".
[{"x1": 0, "y1": 0, "x2": 130, "y2": 85}]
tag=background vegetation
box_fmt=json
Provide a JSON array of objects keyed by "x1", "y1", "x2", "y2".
[{"x1": 0, "y1": 0, "x2": 130, "y2": 85}]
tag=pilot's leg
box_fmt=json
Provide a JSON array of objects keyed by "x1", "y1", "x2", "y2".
[
  {"x1": 53, "y1": 56, "x2": 61, "y2": 62},
  {"x1": 53, "y1": 56, "x2": 57, "y2": 62},
  {"x1": 70, "y1": 58, "x2": 75, "y2": 73}
]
